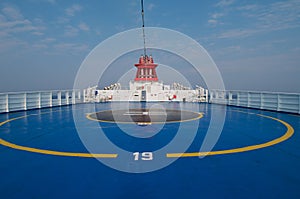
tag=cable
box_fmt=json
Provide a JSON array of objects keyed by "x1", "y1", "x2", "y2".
[{"x1": 141, "y1": 0, "x2": 147, "y2": 57}]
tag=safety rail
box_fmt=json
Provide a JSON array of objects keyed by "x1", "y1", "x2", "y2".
[
  {"x1": 1, "y1": 89, "x2": 299, "y2": 115},
  {"x1": 209, "y1": 90, "x2": 300, "y2": 114},
  {"x1": 0, "y1": 90, "x2": 82, "y2": 113}
]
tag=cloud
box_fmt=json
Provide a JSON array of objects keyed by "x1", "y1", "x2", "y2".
[
  {"x1": 41, "y1": 38, "x2": 56, "y2": 43},
  {"x1": 32, "y1": 43, "x2": 48, "y2": 49},
  {"x1": 147, "y1": 3, "x2": 155, "y2": 11},
  {"x1": 78, "y1": 22, "x2": 89, "y2": 31},
  {"x1": 32, "y1": 31, "x2": 44, "y2": 36},
  {"x1": 208, "y1": 12, "x2": 225, "y2": 26},
  {"x1": 253, "y1": 0, "x2": 300, "y2": 31},
  {"x1": 217, "y1": 0, "x2": 300, "y2": 39},
  {"x1": 2, "y1": 6, "x2": 23, "y2": 20},
  {"x1": 0, "y1": 19, "x2": 43, "y2": 35},
  {"x1": 217, "y1": 29, "x2": 258, "y2": 39},
  {"x1": 65, "y1": 4, "x2": 82, "y2": 16},
  {"x1": 215, "y1": 0, "x2": 235, "y2": 7},
  {"x1": 236, "y1": 4, "x2": 259, "y2": 11},
  {"x1": 56, "y1": 16, "x2": 70, "y2": 24},
  {"x1": 211, "y1": 13, "x2": 224, "y2": 19},
  {"x1": 64, "y1": 25, "x2": 79, "y2": 37},
  {"x1": 0, "y1": 5, "x2": 45, "y2": 37},
  {"x1": 53, "y1": 43, "x2": 89, "y2": 53},
  {"x1": 208, "y1": 19, "x2": 218, "y2": 26}
]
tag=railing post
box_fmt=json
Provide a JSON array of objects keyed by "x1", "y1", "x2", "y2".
[
  {"x1": 261, "y1": 93, "x2": 265, "y2": 109},
  {"x1": 277, "y1": 93, "x2": 280, "y2": 111},
  {"x1": 58, "y1": 91, "x2": 62, "y2": 106},
  {"x1": 49, "y1": 92, "x2": 52, "y2": 107},
  {"x1": 260, "y1": 92, "x2": 262, "y2": 109},
  {"x1": 71, "y1": 91, "x2": 75, "y2": 104},
  {"x1": 83, "y1": 89, "x2": 86, "y2": 103},
  {"x1": 298, "y1": 94, "x2": 300, "y2": 114},
  {"x1": 228, "y1": 91, "x2": 232, "y2": 105},
  {"x1": 5, "y1": 94, "x2": 9, "y2": 112},
  {"x1": 24, "y1": 93, "x2": 27, "y2": 110},
  {"x1": 38, "y1": 92, "x2": 41, "y2": 108},
  {"x1": 66, "y1": 91, "x2": 69, "y2": 105},
  {"x1": 247, "y1": 92, "x2": 250, "y2": 107}
]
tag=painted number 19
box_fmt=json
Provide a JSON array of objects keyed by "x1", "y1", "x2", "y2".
[{"x1": 133, "y1": 152, "x2": 153, "y2": 161}]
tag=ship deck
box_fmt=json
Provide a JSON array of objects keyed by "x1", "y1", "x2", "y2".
[{"x1": 0, "y1": 102, "x2": 300, "y2": 198}]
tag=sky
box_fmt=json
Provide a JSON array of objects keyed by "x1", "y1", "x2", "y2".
[{"x1": 0, "y1": 0, "x2": 299, "y2": 92}]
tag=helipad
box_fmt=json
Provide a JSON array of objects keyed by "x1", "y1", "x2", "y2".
[
  {"x1": 86, "y1": 108, "x2": 203, "y2": 124},
  {"x1": 0, "y1": 102, "x2": 300, "y2": 198}
]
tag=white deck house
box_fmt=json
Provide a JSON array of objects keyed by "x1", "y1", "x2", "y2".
[{"x1": 84, "y1": 55, "x2": 208, "y2": 103}]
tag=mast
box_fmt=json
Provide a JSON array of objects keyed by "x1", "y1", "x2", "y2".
[
  {"x1": 133, "y1": 0, "x2": 159, "y2": 82},
  {"x1": 141, "y1": 0, "x2": 147, "y2": 57}
]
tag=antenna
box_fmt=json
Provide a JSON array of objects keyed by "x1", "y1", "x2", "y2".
[{"x1": 141, "y1": 0, "x2": 147, "y2": 57}]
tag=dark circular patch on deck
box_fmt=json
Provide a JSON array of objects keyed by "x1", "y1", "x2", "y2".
[{"x1": 87, "y1": 109, "x2": 202, "y2": 124}]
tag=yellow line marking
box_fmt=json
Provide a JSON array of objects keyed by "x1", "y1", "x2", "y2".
[
  {"x1": 166, "y1": 113, "x2": 294, "y2": 158},
  {"x1": 0, "y1": 114, "x2": 117, "y2": 158}
]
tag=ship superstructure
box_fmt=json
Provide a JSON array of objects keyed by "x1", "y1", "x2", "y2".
[{"x1": 83, "y1": 54, "x2": 208, "y2": 103}]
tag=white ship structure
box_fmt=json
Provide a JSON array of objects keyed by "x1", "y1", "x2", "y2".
[{"x1": 84, "y1": 55, "x2": 208, "y2": 103}]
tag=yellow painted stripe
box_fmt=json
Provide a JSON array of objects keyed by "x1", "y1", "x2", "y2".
[
  {"x1": 167, "y1": 114, "x2": 294, "y2": 158},
  {"x1": 0, "y1": 115, "x2": 117, "y2": 158},
  {"x1": 0, "y1": 138, "x2": 117, "y2": 158}
]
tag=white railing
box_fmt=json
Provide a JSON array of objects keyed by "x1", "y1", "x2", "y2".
[
  {"x1": 0, "y1": 90, "x2": 82, "y2": 113},
  {"x1": 209, "y1": 90, "x2": 300, "y2": 114},
  {"x1": 1, "y1": 89, "x2": 299, "y2": 114}
]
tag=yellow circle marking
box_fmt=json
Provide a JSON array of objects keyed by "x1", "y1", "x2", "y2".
[
  {"x1": 86, "y1": 109, "x2": 203, "y2": 124},
  {"x1": 167, "y1": 113, "x2": 294, "y2": 158},
  {"x1": 0, "y1": 111, "x2": 294, "y2": 158},
  {"x1": 0, "y1": 115, "x2": 117, "y2": 158}
]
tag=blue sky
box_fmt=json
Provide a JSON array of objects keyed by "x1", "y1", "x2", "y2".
[{"x1": 0, "y1": 0, "x2": 299, "y2": 92}]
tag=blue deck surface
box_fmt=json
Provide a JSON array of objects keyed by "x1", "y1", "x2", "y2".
[{"x1": 0, "y1": 103, "x2": 300, "y2": 198}]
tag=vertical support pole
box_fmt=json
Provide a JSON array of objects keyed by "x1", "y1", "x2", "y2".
[
  {"x1": 58, "y1": 91, "x2": 62, "y2": 106},
  {"x1": 260, "y1": 92, "x2": 262, "y2": 110},
  {"x1": 153, "y1": 69, "x2": 157, "y2": 79},
  {"x1": 66, "y1": 91, "x2": 69, "y2": 105},
  {"x1": 83, "y1": 89, "x2": 86, "y2": 103},
  {"x1": 24, "y1": 93, "x2": 27, "y2": 110},
  {"x1": 208, "y1": 90, "x2": 211, "y2": 103},
  {"x1": 228, "y1": 91, "x2": 232, "y2": 105},
  {"x1": 277, "y1": 93, "x2": 280, "y2": 111},
  {"x1": 298, "y1": 94, "x2": 300, "y2": 114},
  {"x1": 228, "y1": 91, "x2": 232, "y2": 100},
  {"x1": 237, "y1": 92, "x2": 240, "y2": 106},
  {"x1": 261, "y1": 93, "x2": 265, "y2": 110},
  {"x1": 49, "y1": 91, "x2": 52, "y2": 107},
  {"x1": 247, "y1": 92, "x2": 250, "y2": 108},
  {"x1": 78, "y1": 91, "x2": 81, "y2": 101},
  {"x1": 72, "y1": 91, "x2": 76, "y2": 104},
  {"x1": 38, "y1": 92, "x2": 41, "y2": 108},
  {"x1": 5, "y1": 94, "x2": 9, "y2": 112}
]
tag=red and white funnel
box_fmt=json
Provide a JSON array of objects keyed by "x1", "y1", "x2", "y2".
[{"x1": 134, "y1": 55, "x2": 158, "y2": 82}]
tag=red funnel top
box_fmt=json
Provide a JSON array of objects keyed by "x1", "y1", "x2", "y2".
[{"x1": 134, "y1": 55, "x2": 158, "y2": 82}]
